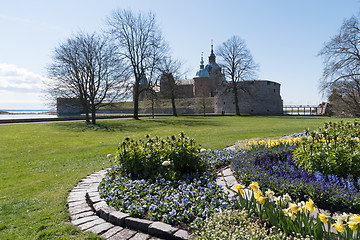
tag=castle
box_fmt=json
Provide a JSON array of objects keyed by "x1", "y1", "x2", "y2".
[{"x1": 142, "y1": 45, "x2": 283, "y2": 115}]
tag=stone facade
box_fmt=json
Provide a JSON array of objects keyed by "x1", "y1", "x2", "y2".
[
  {"x1": 214, "y1": 80, "x2": 283, "y2": 114},
  {"x1": 57, "y1": 98, "x2": 84, "y2": 115}
]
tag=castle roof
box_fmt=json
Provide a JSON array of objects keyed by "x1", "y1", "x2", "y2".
[
  {"x1": 200, "y1": 43, "x2": 221, "y2": 75},
  {"x1": 195, "y1": 55, "x2": 210, "y2": 78}
]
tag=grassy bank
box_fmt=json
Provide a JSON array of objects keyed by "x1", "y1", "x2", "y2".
[{"x1": 0, "y1": 116, "x2": 346, "y2": 239}]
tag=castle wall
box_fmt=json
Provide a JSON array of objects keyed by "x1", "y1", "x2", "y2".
[
  {"x1": 193, "y1": 77, "x2": 212, "y2": 98},
  {"x1": 214, "y1": 80, "x2": 283, "y2": 114},
  {"x1": 57, "y1": 98, "x2": 84, "y2": 115}
]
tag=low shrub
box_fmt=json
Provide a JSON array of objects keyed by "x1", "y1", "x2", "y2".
[
  {"x1": 114, "y1": 133, "x2": 209, "y2": 180},
  {"x1": 294, "y1": 120, "x2": 360, "y2": 185}
]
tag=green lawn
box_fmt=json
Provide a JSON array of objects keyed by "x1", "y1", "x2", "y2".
[{"x1": 0, "y1": 116, "x2": 347, "y2": 239}]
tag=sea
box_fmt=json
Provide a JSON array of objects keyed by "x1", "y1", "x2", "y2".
[{"x1": 0, "y1": 110, "x2": 58, "y2": 120}]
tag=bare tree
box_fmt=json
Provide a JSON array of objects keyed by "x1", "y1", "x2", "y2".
[
  {"x1": 158, "y1": 56, "x2": 183, "y2": 116},
  {"x1": 47, "y1": 32, "x2": 125, "y2": 124},
  {"x1": 107, "y1": 9, "x2": 168, "y2": 120},
  {"x1": 217, "y1": 36, "x2": 258, "y2": 115},
  {"x1": 318, "y1": 15, "x2": 360, "y2": 116}
]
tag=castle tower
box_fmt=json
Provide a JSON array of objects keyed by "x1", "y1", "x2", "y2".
[
  {"x1": 194, "y1": 55, "x2": 211, "y2": 98},
  {"x1": 204, "y1": 43, "x2": 224, "y2": 96}
]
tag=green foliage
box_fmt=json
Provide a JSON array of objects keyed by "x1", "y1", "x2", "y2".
[
  {"x1": 294, "y1": 120, "x2": 360, "y2": 182},
  {"x1": 114, "y1": 132, "x2": 208, "y2": 180}
]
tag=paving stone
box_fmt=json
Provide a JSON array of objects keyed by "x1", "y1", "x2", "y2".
[
  {"x1": 86, "y1": 222, "x2": 114, "y2": 235},
  {"x1": 93, "y1": 201, "x2": 116, "y2": 220},
  {"x1": 73, "y1": 185, "x2": 92, "y2": 190},
  {"x1": 102, "y1": 226, "x2": 124, "y2": 239},
  {"x1": 68, "y1": 192, "x2": 86, "y2": 200},
  {"x1": 69, "y1": 205, "x2": 93, "y2": 215},
  {"x1": 173, "y1": 229, "x2": 191, "y2": 240},
  {"x1": 223, "y1": 175, "x2": 238, "y2": 187},
  {"x1": 88, "y1": 194, "x2": 102, "y2": 205},
  {"x1": 68, "y1": 200, "x2": 87, "y2": 208},
  {"x1": 215, "y1": 178, "x2": 226, "y2": 187},
  {"x1": 87, "y1": 191, "x2": 100, "y2": 197},
  {"x1": 108, "y1": 211, "x2": 130, "y2": 226},
  {"x1": 71, "y1": 210, "x2": 95, "y2": 220},
  {"x1": 81, "y1": 177, "x2": 103, "y2": 183},
  {"x1": 222, "y1": 168, "x2": 233, "y2": 177},
  {"x1": 223, "y1": 145, "x2": 237, "y2": 151},
  {"x1": 148, "y1": 222, "x2": 177, "y2": 239},
  {"x1": 71, "y1": 215, "x2": 99, "y2": 226},
  {"x1": 108, "y1": 228, "x2": 137, "y2": 240},
  {"x1": 124, "y1": 217, "x2": 153, "y2": 233},
  {"x1": 129, "y1": 232, "x2": 151, "y2": 240},
  {"x1": 78, "y1": 218, "x2": 106, "y2": 231}
]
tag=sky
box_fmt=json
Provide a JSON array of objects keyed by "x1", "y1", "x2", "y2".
[{"x1": 0, "y1": 0, "x2": 359, "y2": 110}]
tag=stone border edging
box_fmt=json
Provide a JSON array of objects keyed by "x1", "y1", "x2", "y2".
[{"x1": 68, "y1": 169, "x2": 192, "y2": 240}]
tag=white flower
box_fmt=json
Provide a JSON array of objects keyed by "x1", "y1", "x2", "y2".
[
  {"x1": 107, "y1": 154, "x2": 112, "y2": 159},
  {"x1": 265, "y1": 189, "x2": 275, "y2": 199},
  {"x1": 162, "y1": 160, "x2": 171, "y2": 166},
  {"x1": 200, "y1": 148, "x2": 207, "y2": 153}
]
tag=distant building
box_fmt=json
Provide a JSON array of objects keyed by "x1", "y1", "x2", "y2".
[
  {"x1": 140, "y1": 44, "x2": 283, "y2": 114},
  {"x1": 57, "y1": 98, "x2": 84, "y2": 115}
]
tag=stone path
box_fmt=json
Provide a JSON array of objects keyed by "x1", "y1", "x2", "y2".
[{"x1": 68, "y1": 165, "x2": 241, "y2": 240}]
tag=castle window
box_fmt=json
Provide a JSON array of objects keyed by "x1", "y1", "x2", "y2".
[
  {"x1": 273, "y1": 89, "x2": 276, "y2": 93},
  {"x1": 223, "y1": 102, "x2": 226, "y2": 105},
  {"x1": 251, "y1": 109, "x2": 254, "y2": 112}
]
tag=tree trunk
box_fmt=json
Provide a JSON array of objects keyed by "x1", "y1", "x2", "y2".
[
  {"x1": 133, "y1": 80, "x2": 140, "y2": 120},
  {"x1": 91, "y1": 104, "x2": 96, "y2": 125},
  {"x1": 233, "y1": 83, "x2": 240, "y2": 116},
  {"x1": 151, "y1": 97, "x2": 155, "y2": 119},
  {"x1": 83, "y1": 102, "x2": 90, "y2": 123},
  {"x1": 171, "y1": 95, "x2": 177, "y2": 117}
]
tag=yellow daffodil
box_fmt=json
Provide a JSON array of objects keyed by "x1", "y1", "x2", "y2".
[
  {"x1": 332, "y1": 217, "x2": 345, "y2": 233},
  {"x1": 305, "y1": 198, "x2": 316, "y2": 213},
  {"x1": 352, "y1": 215, "x2": 360, "y2": 223},
  {"x1": 332, "y1": 222, "x2": 345, "y2": 233},
  {"x1": 283, "y1": 208, "x2": 296, "y2": 220},
  {"x1": 258, "y1": 196, "x2": 266, "y2": 205},
  {"x1": 235, "y1": 184, "x2": 244, "y2": 195},
  {"x1": 254, "y1": 190, "x2": 263, "y2": 200},
  {"x1": 289, "y1": 203, "x2": 301, "y2": 213},
  {"x1": 348, "y1": 221, "x2": 358, "y2": 231},
  {"x1": 249, "y1": 182, "x2": 259, "y2": 192},
  {"x1": 319, "y1": 213, "x2": 329, "y2": 223}
]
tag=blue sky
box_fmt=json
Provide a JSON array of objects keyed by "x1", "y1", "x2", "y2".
[{"x1": 0, "y1": 0, "x2": 359, "y2": 110}]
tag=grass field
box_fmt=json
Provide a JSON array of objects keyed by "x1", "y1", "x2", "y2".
[{"x1": 0, "y1": 116, "x2": 347, "y2": 239}]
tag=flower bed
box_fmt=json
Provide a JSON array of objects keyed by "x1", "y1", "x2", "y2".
[
  {"x1": 99, "y1": 167, "x2": 233, "y2": 228},
  {"x1": 99, "y1": 133, "x2": 237, "y2": 230},
  {"x1": 231, "y1": 145, "x2": 360, "y2": 213}
]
